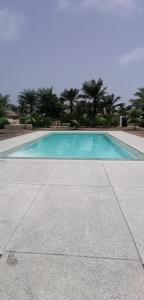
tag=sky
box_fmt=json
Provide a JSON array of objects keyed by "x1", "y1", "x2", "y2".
[{"x1": 0, "y1": 0, "x2": 144, "y2": 104}]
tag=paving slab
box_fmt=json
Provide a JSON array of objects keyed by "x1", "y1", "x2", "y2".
[
  {"x1": 0, "y1": 132, "x2": 144, "y2": 298},
  {"x1": 0, "y1": 160, "x2": 55, "y2": 184},
  {"x1": 0, "y1": 253, "x2": 144, "y2": 300},
  {"x1": 46, "y1": 162, "x2": 110, "y2": 186},
  {"x1": 0, "y1": 183, "x2": 41, "y2": 253},
  {"x1": 115, "y1": 187, "x2": 144, "y2": 263},
  {"x1": 7, "y1": 185, "x2": 138, "y2": 259},
  {"x1": 104, "y1": 161, "x2": 144, "y2": 187}
]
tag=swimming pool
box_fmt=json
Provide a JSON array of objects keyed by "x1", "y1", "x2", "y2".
[{"x1": 2, "y1": 133, "x2": 144, "y2": 160}]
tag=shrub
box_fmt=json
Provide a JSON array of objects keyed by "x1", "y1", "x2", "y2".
[
  {"x1": 79, "y1": 116, "x2": 94, "y2": 127},
  {"x1": 40, "y1": 117, "x2": 51, "y2": 128},
  {"x1": 138, "y1": 118, "x2": 144, "y2": 128},
  {"x1": 31, "y1": 115, "x2": 51, "y2": 128},
  {"x1": 108, "y1": 116, "x2": 119, "y2": 127},
  {"x1": 79, "y1": 116, "x2": 119, "y2": 128},
  {"x1": 20, "y1": 114, "x2": 51, "y2": 128},
  {"x1": 0, "y1": 117, "x2": 9, "y2": 125},
  {"x1": 95, "y1": 117, "x2": 107, "y2": 127},
  {"x1": 129, "y1": 109, "x2": 140, "y2": 131},
  {"x1": 122, "y1": 116, "x2": 128, "y2": 127},
  {"x1": 70, "y1": 119, "x2": 79, "y2": 129},
  {"x1": 19, "y1": 116, "x2": 29, "y2": 124},
  {"x1": 61, "y1": 113, "x2": 71, "y2": 123}
]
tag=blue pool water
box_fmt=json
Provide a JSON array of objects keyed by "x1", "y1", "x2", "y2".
[{"x1": 5, "y1": 133, "x2": 144, "y2": 160}]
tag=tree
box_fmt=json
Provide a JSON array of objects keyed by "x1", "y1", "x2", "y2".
[
  {"x1": 102, "y1": 94, "x2": 122, "y2": 117},
  {"x1": 60, "y1": 88, "x2": 79, "y2": 118},
  {"x1": 75, "y1": 100, "x2": 88, "y2": 120},
  {"x1": 18, "y1": 89, "x2": 37, "y2": 115},
  {"x1": 130, "y1": 88, "x2": 144, "y2": 111},
  {"x1": 129, "y1": 109, "x2": 140, "y2": 131},
  {"x1": 37, "y1": 88, "x2": 63, "y2": 119},
  {"x1": 81, "y1": 78, "x2": 107, "y2": 118},
  {"x1": 0, "y1": 93, "x2": 10, "y2": 117},
  {"x1": 118, "y1": 103, "x2": 128, "y2": 116}
]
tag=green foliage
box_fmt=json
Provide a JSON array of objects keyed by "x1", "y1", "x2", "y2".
[
  {"x1": 95, "y1": 117, "x2": 107, "y2": 127},
  {"x1": 102, "y1": 94, "x2": 121, "y2": 116},
  {"x1": 79, "y1": 116, "x2": 94, "y2": 127},
  {"x1": 0, "y1": 94, "x2": 10, "y2": 117},
  {"x1": 81, "y1": 78, "x2": 107, "y2": 117},
  {"x1": 118, "y1": 104, "x2": 128, "y2": 116},
  {"x1": 37, "y1": 88, "x2": 63, "y2": 119},
  {"x1": 106, "y1": 116, "x2": 119, "y2": 127},
  {"x1": 79, "y1": 115, "x2": 119, "y2": 128},
  {"x1": 129, "y1": 109, "x2": 140, "y2": 130},
  {"x1": 130, "y1": 88, "x2": 144, "y2": 111},
  {"x1": 20, "y1": 113, "x2": 51, "y2": 128},
  {"x1": 121, "y1": 116, "x2": 128, "y2": 127},
  {"x1": 34, "y1": 116, "x2": 51, "y2": 128},
  {"x1": 6, "y1": 79, "x2": 144, "y2": 129},
  {"x1": 19, "y1": 116, "x2": 27, "y2": 124},
  {"x1": 74, "y1": 100, "x2": 88, "y2": 120},
  {"x1": 138, "y1": 117, "x2": 144, "y2": 128},
  {"x1": 70, "y1": 119, "x2": 79, "y2": 129},
  {"x1": 14, "y1": 80, "x2": 125, "y2": 128},
  {"x1": 61, "y1": 113, "x2": 72, "y2": 123},
  {"x1": 60, "y1": 88, "x2": 79, "y2": 117},
  {"x1": 129, "y1": 109, "x2": 140, "y2": 121},
  {"x1": 0, "y1": 117, "x2": 9, "y2": 125},
  {"x1": 0, "y1": 103, "x2": 5, "y2": 117},
  {"x1": 18, "y1": 89, "x2": 37, "y2": 114}
]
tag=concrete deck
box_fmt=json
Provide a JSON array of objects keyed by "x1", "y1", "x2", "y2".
[{"x1": 0, "y1": 131, "x2": 144, "y2": 299}]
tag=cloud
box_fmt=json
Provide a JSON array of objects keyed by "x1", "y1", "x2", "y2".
[
  {"x1": 0, "y1": 8, "x2": 24, "y2": 42},
  {"x1": 118, "y1": 47, "x2": 144, "y2": 66},
  {"x1": 83, "y1": 0, "x2": 136, "y2": 13},
  {"x1": 58, "y1": 0, "x2": 137, "y2": 14},
  {"x1": 58, "y1": 0, "x2": 69, "y2": 10}
]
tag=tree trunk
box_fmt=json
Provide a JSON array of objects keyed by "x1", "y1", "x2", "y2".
[
  {"x1": 70, "y1": 101, "x2": 73, "y2": 119},
  {"x1": 93, "y1": 99, "x2": 96, "y2": 118},
  {"x1": 134, "y1": 123, "x2": 136, "y2": 131}
]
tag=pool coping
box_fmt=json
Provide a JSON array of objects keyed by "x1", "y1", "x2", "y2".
[{"x1": 0, "y1": 130, "x2": 144, "y2": 161}]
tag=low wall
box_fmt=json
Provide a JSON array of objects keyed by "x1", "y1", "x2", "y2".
[{"x1": 5, "y1": 124, "x2": 33, "y2": 130}]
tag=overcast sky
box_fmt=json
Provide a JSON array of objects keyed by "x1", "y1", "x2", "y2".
[{"x1": 0, "y1": 0, "x2": 144, "y2": 104}]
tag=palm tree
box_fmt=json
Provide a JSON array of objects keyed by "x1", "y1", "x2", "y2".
[
  {"x1": 0, "y1": 93, "x2": 10, "y2": 117},
  {"x1": 130, "y1": 88, "x2": 144, "y2": 111},
  {"x1": 118, "y1": 103, "x2": 127, "y2": 116},
  {"x1": 102, "y1": 94, "x2": 122, "y2": 116},
  {"x1": 75, "y1": 100, "x2": 88, "y2": 119},
  {"x1": 129, "y1": 109, "x2": 140, "y2": 131},
  {"x1": 18, "y1": 89, "x2": 37, "y2": 115},
  {"x1": 37, "y1": 88, "x2": 63, "y2": 118},
  {"x1": 81, "y1": 78, "x2": 107, "y2": 118},
  {"x1": 60, "y1": 88, "x2": 79, "y2": 118}
]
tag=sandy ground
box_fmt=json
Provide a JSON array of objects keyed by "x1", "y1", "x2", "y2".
[
  {"x1": 129, "y1": 131, "x2": 144, "y2": 138},
  {"x1": 0, "y1": 129, "x2": 33, "y2": 141}
]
